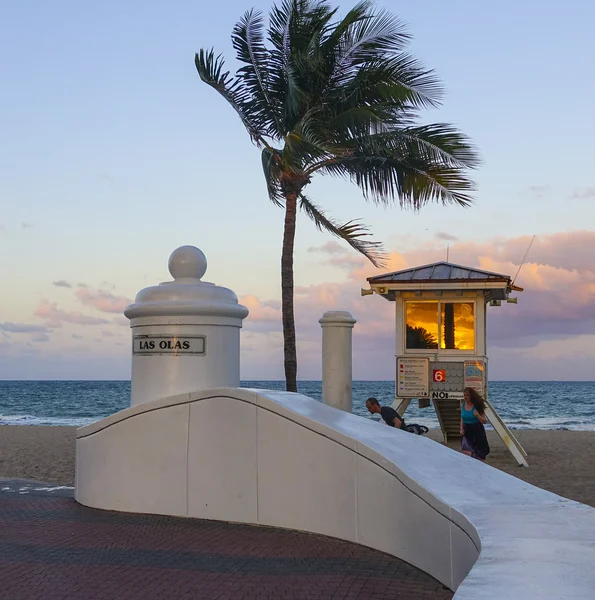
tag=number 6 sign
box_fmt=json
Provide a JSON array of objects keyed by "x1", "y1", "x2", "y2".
[{"x1": 433, "y1": 369, "x2": 446, "y2": 383}]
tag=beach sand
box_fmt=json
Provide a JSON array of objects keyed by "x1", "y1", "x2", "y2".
[
  {"x1": 0, "y1": 425, "x2": 76, "y2": 487},
  {"x1": 1, "y1": 425, "x2": 594, "y2": 507}
]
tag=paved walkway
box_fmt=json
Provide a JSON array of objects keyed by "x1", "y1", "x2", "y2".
[{"x1": 0, "y1": 480, "x2": 453, "y2": 600}]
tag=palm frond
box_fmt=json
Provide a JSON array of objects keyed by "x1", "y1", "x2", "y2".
[
  {"x1": 262, "y1": 147, "x2": 285, "y2": 207},
  {"x1": 322, "y1": 0, "x2": 373, "y2": 47},
  {"x1": 397, "y1": 124, "x2": 481, "y2": 169},
  {"x1": 334, "y1": 55, "x2": 443, "y2": 111},
  {"x1": 306, "y1": 121, "x2": 479, "y2": 207},
  {"x1": 348, "y1": 124, "x2": 480, "y2": 169},
  {"x1": 319, "y1": 154, "x2": 476, "y2": 208},
  {"x1": 194, "y1": 49, "x2": 265, "y2": 143},
  {"x1": 299, "y1": 193, "x2": 386, "y2": 267},
  {"x1": 283, "y1": 109, "x2": 344, "y2": 168},
  {"x1": 267, "y1": 0, "x2": 338, "y2": 133},
  {"x1": 326, "y1": 4, "x2": 410, "y2": 82},
  {"x1": 268, "y1": 0, "x2": 297, "y2": 124},
  {"x1": 232, "y1": 10, "x2": 282, "y2": 138}
]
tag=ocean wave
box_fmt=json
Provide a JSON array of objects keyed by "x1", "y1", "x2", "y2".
[
  {"x1": 505, "y1": 416, "x2": 595, "y2": 431},
  {"x1": 2, "y1": 380, "x2": 595, "y2": 431},
  {"x1": 0, "y1": 414, "x2": 100, "y2": 427},
  {"x1": 2, "y1": 412, "x2": 594, "y2": 431}
]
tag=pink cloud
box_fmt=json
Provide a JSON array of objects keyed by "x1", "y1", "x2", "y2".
[
  {"x1": 34, "y1": 301, "x2": 109, "y2": 327},
  {"x1": 239, "y1": 230, "x2": 595, "y2": 380},
  {"x1": 76, "y1": 288, "x2": 132, "y2": 314},
  {"x1": 241, "y1": 295, "x2": 280, "y2": 323},
  {"x1": 571, "y1": 187, "x2": 595, "y2": 199}
]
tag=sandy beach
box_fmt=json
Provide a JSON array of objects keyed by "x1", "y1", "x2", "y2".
[{"x1": 1, "y1": 425, "x2": 594, "y2": 507}]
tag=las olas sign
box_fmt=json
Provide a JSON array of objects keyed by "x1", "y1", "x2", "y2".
[{"x1": 133, "y1": 335, "x2": 206, "y2": 356}]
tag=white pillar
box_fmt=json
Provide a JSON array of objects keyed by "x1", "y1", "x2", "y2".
[
  {"x1": 124, "y1": 245, "x2": 249, "y2": 407},
  {"x1": 319, "y1": 311, "x2": 357, "y2": 412}
]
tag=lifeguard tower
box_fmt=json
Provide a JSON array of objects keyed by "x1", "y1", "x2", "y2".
[{"x1": 362, "y1": 261, "x2": 528, "y2": 467}]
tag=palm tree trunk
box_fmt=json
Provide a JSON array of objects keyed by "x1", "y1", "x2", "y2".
[
  {"x1": 444, "y1": 303, "x2": 455, "y2": 349},
  {"x1": 281, "y1": 193, "x2": 298, "y2": 392}
]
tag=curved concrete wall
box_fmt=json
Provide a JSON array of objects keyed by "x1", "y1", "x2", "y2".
[{"x1": 76, "y1": 388, "x2": 595, "y2": 599}]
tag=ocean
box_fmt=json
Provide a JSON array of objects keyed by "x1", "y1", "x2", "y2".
[{"x1": 0, "y1": 380, "x2": 594, "y2": 431}]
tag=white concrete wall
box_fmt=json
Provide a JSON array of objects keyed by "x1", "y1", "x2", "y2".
[
  {"x1": 129, "y1": 322, "x2": 241, "y2": 406},
  {"x1": 75, "y1": 388, "x2": 595, "y2": 599}
]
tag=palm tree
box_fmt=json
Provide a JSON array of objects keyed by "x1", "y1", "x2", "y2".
[
  {"x1": 195, "y1": 0, "x2": 479, "y2": 392},
  {"x1": 406, "y1": 325, "x2": 438, "y2": 350}
]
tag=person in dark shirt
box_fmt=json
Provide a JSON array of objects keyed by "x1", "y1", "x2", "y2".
[{"x1": 365, "y1": 397, "x2": 406, "y2": 430}]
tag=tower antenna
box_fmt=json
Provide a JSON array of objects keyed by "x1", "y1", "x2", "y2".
[
  {"x1": 511, "y1": 235, "x2": 536, "y2": 289},
  {"x1": 446, "y1": 243, "x2": 450, "y2": 262}
]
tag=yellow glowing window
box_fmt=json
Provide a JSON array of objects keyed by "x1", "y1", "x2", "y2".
[
  {"x1": 405, "y1": 301, "x2": 475, "y2": 351},
  {"x1": 440, "y1": 303, "x2": 474, "y2": 350},
  {"x1": 406, "y1": 302, "x2": 439, "y2": 349}
]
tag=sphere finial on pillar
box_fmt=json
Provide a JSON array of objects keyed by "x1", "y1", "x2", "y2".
[
  {"x1": 168, "y1": 245, "x2": 207, "y2": 280},
  {"x1": 124, "y1": 244, "x2": 248, "y2": 407}
]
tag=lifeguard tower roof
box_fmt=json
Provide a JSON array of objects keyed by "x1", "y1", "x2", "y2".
[
  {"x1": 365, "y1": 261, "x2": 519, "y2": 301},
  {"x1": 368, "y1": 261, "x2": 511, "y2": 285}
]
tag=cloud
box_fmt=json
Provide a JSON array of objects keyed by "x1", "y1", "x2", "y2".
[
  {"x1": 72, "y1": 334, "x2": 83, "y2": 339},
  {"x1": 34, "y1": 301, "x2": 109, "y2": 327},
  {"x1": 434, "y1": 231, "x2": 458, "y2": 242},
  {"x1": 31, "y1": 332, "x2": 50, "y2": 343},
  {"x1": 21, "y1": 222, "x2": 33, "y2": 228},
  {"x1": 75, "y1": 288, "x2": 132, "y2": 314},
  {"x1": 571, "y1": 187, "x2": 595, "y2": 199},
  {"x1": 0, "y1": 322, "x2": 50, "y2": 333},
  {"x1": 307, "y1": 240, "x2": 367, "y2": 271},
  {"x1": 22, "y1": 345, "x2": 41, "y2": 355},
  {"x1": 240, "y1": 230, "x2": 595, "y2": 379},
  {"x1": 77, "y1": 283, "x2": 88, "y2": 288},
  {"x1": 241, "y1": 296, "x2": 280, "y2": 324},
  {"x1": 308, "y1": 241, "x2": 345, "y2": 255},
  {"x1": 53, "y1": 280, "x2": 73, "y2": 288},
  {"x1": 527, "y1": 185, "x2": 549, "y2": 198},
  {"x1": 101, "y1": 330, "x2": 115, "y2": 337}
]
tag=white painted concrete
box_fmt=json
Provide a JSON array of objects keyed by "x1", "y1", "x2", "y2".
[
  {"x1": 319, "y1": 310, "x2": 356, "y2": 412},
  {"x1": 76, "y1": 388, "x2": 595, "y2": 599},
  {"x1": 124, "y1": 246, "x2": 248, "y2": 406}
]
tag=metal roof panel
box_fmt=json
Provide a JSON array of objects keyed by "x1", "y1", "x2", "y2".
[{"x1": 367, "y1": 261, "x2": 511, "y2": 284}]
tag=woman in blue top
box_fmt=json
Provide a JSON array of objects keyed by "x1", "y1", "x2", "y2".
[{"x1": 460, "y1": 387, "x2": 490, "y2": 461}]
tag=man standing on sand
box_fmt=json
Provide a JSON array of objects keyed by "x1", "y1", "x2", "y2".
[{"x1": 365, "y1": 397, "x2": 406, "y2": 430}]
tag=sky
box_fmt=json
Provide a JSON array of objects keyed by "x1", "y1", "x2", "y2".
[{"x1": 1, "y1": 0, "x2": 594, "y2": 381}]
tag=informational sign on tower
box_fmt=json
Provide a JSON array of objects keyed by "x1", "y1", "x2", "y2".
[
  {"x1": 396, "y1": 357, "x2": 430, "y2": 398},
  {"x1": 464, "y1": 360, "x2": 485, "y2": 397}
]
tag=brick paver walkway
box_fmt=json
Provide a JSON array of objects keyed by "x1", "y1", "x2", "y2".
[{"x1": 0, "y1": 480, "x2": 453, "y2": 600}]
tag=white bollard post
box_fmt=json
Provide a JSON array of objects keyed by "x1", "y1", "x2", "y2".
[
  {"x1": 319, "y1": 311, "x2": 357, "y2": 412},
  {"x1": 124, "y1": 245, "x2": 249, "y2": 407}
]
